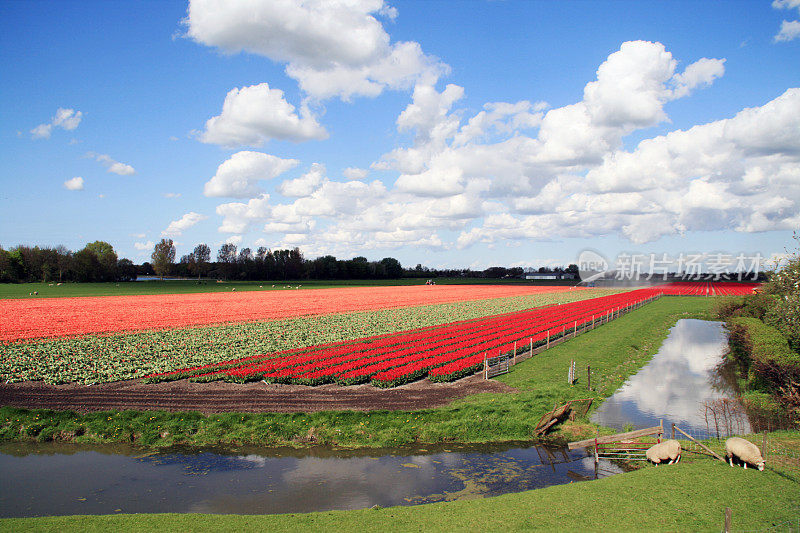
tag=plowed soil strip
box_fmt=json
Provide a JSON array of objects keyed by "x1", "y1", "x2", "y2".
[
  {"x1": 0, "y1": 285, "x2": 578, "y2": 341},
  {"x1": 0, "y1": 376, "x2": 516, "y2": 414}
]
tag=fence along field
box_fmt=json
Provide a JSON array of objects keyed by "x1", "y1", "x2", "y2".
[{"x1": 146, "y1": 282, "x2": 758, "y2": 389}]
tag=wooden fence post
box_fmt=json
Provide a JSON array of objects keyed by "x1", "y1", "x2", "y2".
[
  {"x1": 724, "y1": 507, "x2": 732, "y2": 533},
  {"x1": 546, "y1": 330, "x2": 550, "y2": 349},
  {"x1": 762, "y1": 430, "x2": 768, "y2": 461},
  {"x1": 671, "y1": 423, "x2": 675, "y2": 440},
  {"x1": 587, "y1": 365, "x2": 591, "y2": 391},
  {"x1": 483, "y1": 354, "x2": 488, "y2": 380}
]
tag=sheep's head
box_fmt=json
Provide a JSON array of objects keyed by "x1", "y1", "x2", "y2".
[{"x1": 757, "y1": 461, "x2": 765, "y2": 471}]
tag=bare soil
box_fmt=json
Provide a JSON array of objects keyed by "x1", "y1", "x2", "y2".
[{"x1": 0, "y1": 375, "x2": 517, "y2": 414}]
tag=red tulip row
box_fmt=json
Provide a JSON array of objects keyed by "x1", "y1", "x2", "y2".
[
  {"x1": 656, "y1": 281, "x2": 759, "y2": 296},
  {"x1": 149, "y1": 288, "x2": 664, "y2": 387}
]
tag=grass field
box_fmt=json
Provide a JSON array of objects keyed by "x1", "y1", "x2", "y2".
[{"x1": 0, "y1": 278, "x2": 579, "y2": 299}]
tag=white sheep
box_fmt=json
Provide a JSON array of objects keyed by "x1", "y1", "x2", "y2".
[
  {"x1": 725, "y1": 437, "x2": 765, "y2": 471},
  {"x1": 645, "y1": 439, "x2": 682, "y2": 465}
]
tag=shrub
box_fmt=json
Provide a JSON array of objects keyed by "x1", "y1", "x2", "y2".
[{"x1": 728, "y1": 317, "x2": 800, "y2": 391}]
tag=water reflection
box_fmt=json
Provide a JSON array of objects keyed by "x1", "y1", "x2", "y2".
[
  {"x1": 0, "y1": 441, "x2": 624, "y2": 518},
  {"x1": 592, "y1": 319, "x2": 750, "y2": 435}
]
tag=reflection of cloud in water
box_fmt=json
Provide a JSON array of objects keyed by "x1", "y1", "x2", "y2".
[{"x1": 593, "y1": 320, "x2": 750, "y2": 433}]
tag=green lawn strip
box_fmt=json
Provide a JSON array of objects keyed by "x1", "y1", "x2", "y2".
[
  {"x1": 0, "y1": 297, "x2": 714, "y2": 448},
  {"x1": 1, "y1": 289, "x2": 622, "y2": 384},
  {"x1": 2, "y1": 455, "x2": 798, "y2": 532},
  {"x1": 0, "y1": 278, "x2": 577, "y2": 299}
]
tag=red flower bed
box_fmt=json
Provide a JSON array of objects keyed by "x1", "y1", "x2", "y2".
[
  {"x1": 149, "y1": 288, "x2": 664, "y2": 388},
  {"x1": 0, "y1": 284, "x2": 577, "y2": 342},
  {"x1": 657, "y1": 282, "x2": 760, "y2": 296}
]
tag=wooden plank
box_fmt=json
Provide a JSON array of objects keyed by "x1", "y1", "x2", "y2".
[
  {"x1": 568, "y1": 424, "x2": 663, "y2": 450},
  {"x1": 673, "y1": 425, "x2": 726, "y2": 462}
]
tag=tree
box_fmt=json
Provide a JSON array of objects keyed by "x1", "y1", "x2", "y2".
[
  {"x1": 193, "y1": 243, "x2": 210, "y2": 280},
  {"x1": 84, "y1": 241, "x2": 118, "y2": 281},
  {"x1": 763, "y1": 232, "x2": 800, "y2": 350},
  {"x1": 380, "y1": 257, "x2": 403, "y2": 278},
  {"x1": 217, "y1": 243, "x2": 237, "y2": 280},
  {"x1": 117, "y1": 258, "x2": 137, "y2": 281},
  {"x1": 151, "y1": 239, "x2": 176, "y2": 279}
]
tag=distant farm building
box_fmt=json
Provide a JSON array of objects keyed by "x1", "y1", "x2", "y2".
[{"x1": 525, "y1": 272, "x2": 577, "y2": 280}]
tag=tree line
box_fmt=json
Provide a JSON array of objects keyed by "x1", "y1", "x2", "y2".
[
  {"x1": 0, "y1": 242, "x2": 137, "y2": 283},
  {"x1": 0, "y1": 240, "x2": 404, "y2": 283},
  {"x1": 0, "y1": 238, "x2": 573, "y2": 284},
  {"x1": 151, "y1": 239, "x2": 404, "y2": 280}
]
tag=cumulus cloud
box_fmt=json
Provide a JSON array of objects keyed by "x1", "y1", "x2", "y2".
[
  {"x1": 775, "y1": 19, "x2": 800, "y2": 42},
  {"x1": 343, "y1": 167, "x2": 368, "y2": 180},
  {"x1": 134, "y1": 240, "x2": 155, "y2": 251},
  {"x1": 207, "y1": 40, "x2": 800, "y2": 256},
  {"x1": 161, "y1": 212, "x2": 208, "y2": 237},
  {"x1": 185, "y1": 0, "x2": 447, "y2": 101},
  {"x1": 199, "y1": 83, "x2": 328, "y2": 147},
  {"x1": 31, "y1": 108, "x2": 82, "y2": 139},
  {"x1": 63, "y1": 177, "x2": 84, "y2": 190},
  {"x1": 203, "y1": 151, "x2": 299, "y2": 198},
  {"x1": 87, "y1": 152, "x2": 135, "y2": 175},
  {"x1": 278, "y1": 163, "x2": 325, "y2": 197},
  {"x1": 773, "y1": 0, "x2": 800, "y2": 41}
]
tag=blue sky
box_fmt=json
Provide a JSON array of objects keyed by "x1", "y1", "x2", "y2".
[{"x1": 1, "y1": 0, "x2": 799, "y2": 272}]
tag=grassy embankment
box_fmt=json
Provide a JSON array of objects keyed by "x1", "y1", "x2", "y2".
[
  {"x1": 0, "y1": 278, "x2": 577, "y2": 299},
  {"x1": 1, "y1": 296, "x2": 713, "y2": 448}
]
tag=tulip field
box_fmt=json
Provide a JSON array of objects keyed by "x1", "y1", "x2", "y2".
[
  {"x1": 0, "y1": 281, "x2": 758, "y2": 387},
  {"x1": 0, "y1": 286, "x2": 620, "y2": 385},
  {"x1": 0, "y1": 284, "x2": 577, "y2": 342},
  {"x1": 147, "y1": 288, "x2": 663, "y2": 388},
  {"x1": 655, "y1": 281, "x2": 760, "y2": 296}
]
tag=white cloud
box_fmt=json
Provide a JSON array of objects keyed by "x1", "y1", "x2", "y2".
[
  {"x1": 671, "y1": 58, "x2": 726, "y2": 98},
  {"x1": 87, "y1": 152, "x2": 136, "y2": 175},
  {"x1": 773, "y1": 0, "x2": 800, "y2": 12},
  {"x1": 162, "y1": 212, "x2": 208, "y2": 237},
  {"x1": 163, "y1": 192, "x2": 181, "y2": 198},
  {"x1": 31, "y1": 108, "x2": 82, "y2": 139},
  {"x1": 772, "y1": 1, "x2": 800, "y2": 42},
  {"x1": 199, "y1": 83, "x2": 328, "y2": 147},
  {"x1": 134, "y1": 240, "x2": 154, "y2": 251},
  {"x1": 216, "y1": 194, "x2": 273, "y2": 234},
  {"x1": 185, "y1": 0, "x2": 447, "y2": 101},
  {"x1": 206, "y1": 41, "x2": 799, "y2": 256},
  {"x1": 225, "y1": 235, "x2": 243, "y2": 245},
  {"x1": 63, "y1": 177, "x2": 84, "y2": 190},
  {"x1": 775, "y1": 19, "x2": 800, "y2": 42},
  {"x1": 203, "y1": 151, "x2": 299, "y2": 198},
  {"x1": 278, "y1": 163, "x2": 325, "y2": 197},
  {"x1": 31, "y1": 124, "x2": 53, "y2": 140},
  {"x1": 343, "y1": 167, "x2": 368, "y2": 180}
]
